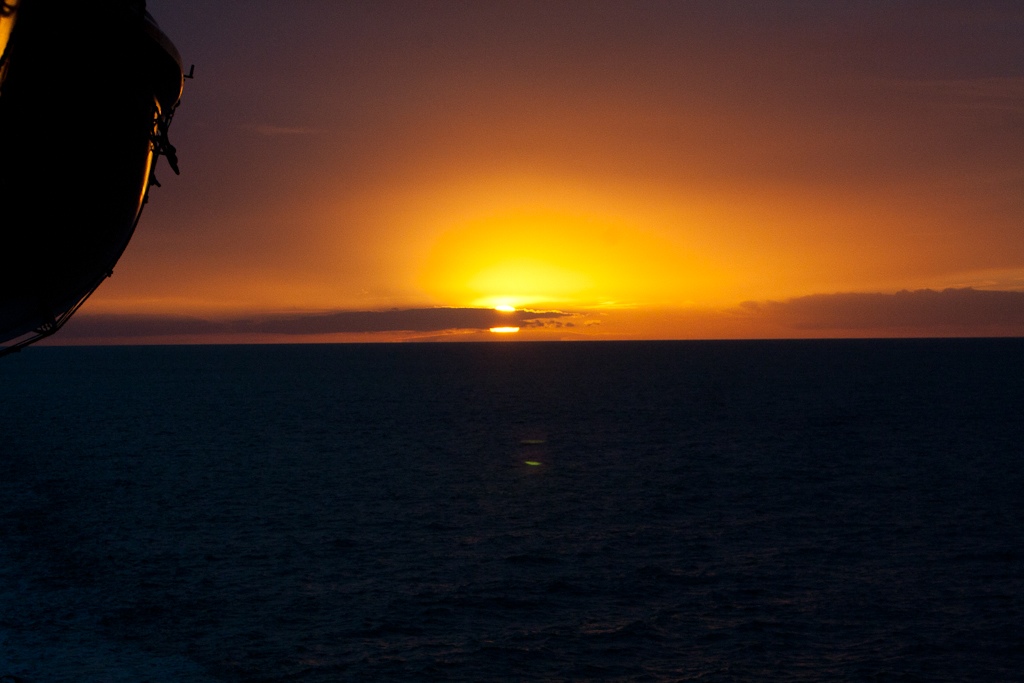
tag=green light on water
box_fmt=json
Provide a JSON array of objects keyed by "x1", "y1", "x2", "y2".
[{"x1": 525, "y1": 461, "x2": 541, "y2": 466}]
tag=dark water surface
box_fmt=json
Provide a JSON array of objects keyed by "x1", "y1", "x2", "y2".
[{"x1": 1, "y1": 340, "x2": 1022, "y2": 681}]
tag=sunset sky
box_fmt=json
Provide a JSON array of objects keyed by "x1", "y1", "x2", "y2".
[{"x1": 61, "y1": 0, "x2": 1024, "y2": 343}]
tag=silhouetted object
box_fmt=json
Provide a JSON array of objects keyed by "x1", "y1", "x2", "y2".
[{"x1": 0, "y1": 0, "x2": 185, "y2": 355}]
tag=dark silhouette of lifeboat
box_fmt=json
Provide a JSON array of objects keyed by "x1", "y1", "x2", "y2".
[{"x1": 0, "y1": 0, "x2": 185, "y2": 355}]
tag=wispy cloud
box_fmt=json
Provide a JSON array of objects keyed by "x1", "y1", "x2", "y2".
[
  {"x1": 878, "y1": 77, "x2": 1024, "y2": 112},
  {"x1": 241, "y1": 123, "x2": 322, "y2": 137}
]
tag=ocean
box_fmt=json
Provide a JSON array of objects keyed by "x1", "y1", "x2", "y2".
[{"x1": 1, "y1": 340, "x2": 1022, "y2": 681}]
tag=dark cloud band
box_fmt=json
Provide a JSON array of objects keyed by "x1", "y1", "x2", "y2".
[
  {"x1": 60, "y1": 307, "x2": 568, "y2": 339},
  {"x1": 743, "y1": 288, "x2": 1024, "y2": 331}
]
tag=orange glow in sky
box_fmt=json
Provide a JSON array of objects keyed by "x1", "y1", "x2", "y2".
[
  {"x1": 436, "y1": 214, "x2": 662, "y2": 309},
  {"x1": 51, "y1": 1, "x2": 1024, "y2": 344}
]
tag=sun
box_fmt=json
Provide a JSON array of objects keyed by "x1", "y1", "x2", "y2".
[
  {"x1": 489, "y1": 326, "x2": 520, "y2": 334},
  {"x1": 418, "y1": 202, "x2": 719, "y2": 311}
]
